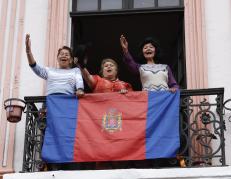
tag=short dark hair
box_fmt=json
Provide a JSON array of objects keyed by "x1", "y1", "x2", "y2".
[
  {"x1": 57, "y1": 46, "x2": 74, "y2": 59},
  {"x1": 138, "y1": 37, "x2": 161, "y2": 64}
]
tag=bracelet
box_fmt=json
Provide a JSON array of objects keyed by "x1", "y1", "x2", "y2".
[
  {"x1": 26, "y1": 48, "x2": 31, "y2": 53},
  {"x1": 77, "y1": 88, "x2": 84, "y2": 92},
  {"x1": 29, "y1": 62, "x2": 36, "y2": 67}
]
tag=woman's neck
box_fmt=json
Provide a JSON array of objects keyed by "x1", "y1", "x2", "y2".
[
  {"x1": 59, "y1": 66, "x2": 71, "y2": 69},
  {"x1": 146, "y1": 58, "x2": 155, "y2": 64},
  {"x1": 104, "y1": 76, "x2": 117, "y2": 81}
]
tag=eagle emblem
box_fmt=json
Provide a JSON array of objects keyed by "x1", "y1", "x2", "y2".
[{"x1": 102, "y1": 108, "x2": 122, "y2": 132}]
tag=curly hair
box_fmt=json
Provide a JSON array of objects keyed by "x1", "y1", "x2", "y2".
[
  {"x1": 57, "y1": 46, "x2": 74, "y2": 59},
  {"x1": 138, "y1": 37, "x2": 162, "y2": 64},
  {"x1": 99, "y1": 58, "x2": 118, "y2": 78}
]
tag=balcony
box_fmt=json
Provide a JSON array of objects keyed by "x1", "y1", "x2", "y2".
[{"x1": 21, "y1": 88, "x2": 231, "y2": 172}]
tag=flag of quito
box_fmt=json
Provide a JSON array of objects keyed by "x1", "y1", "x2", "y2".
[{"x1": 42, "y1": 91, "x2": 180, "y2": 163}]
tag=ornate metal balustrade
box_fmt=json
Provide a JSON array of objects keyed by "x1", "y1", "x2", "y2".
[{"x1": 22, "y1": 88, "x2": 231, "y2": 172}]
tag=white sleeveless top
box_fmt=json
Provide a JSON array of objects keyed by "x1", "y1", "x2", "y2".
[{"x1": 139, "y1": 64, "x2": 169, "y2": 91}]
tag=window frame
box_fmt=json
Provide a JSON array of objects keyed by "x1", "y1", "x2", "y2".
[
  {"x1": 72, "y1": 0, "x2": 184, "y2": 12},
  {"x1": 70, "y1": 0, "x2": 186, "y2": 89}
]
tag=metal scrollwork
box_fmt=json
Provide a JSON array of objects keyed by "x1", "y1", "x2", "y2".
[
  {"x1": 223, "y1": 99, "x2": 231, "y2": 122},
  {"x1": 22, "y1": 96, "x2": 46, "y2": 172},
  {"x1": 179, "y1": 88, "x2": 226, "y2": 167}
]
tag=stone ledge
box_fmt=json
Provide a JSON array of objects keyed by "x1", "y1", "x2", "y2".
[
  {"x1": 0, "y1": 169, "x2": 14, "y2": 179},
  {"x1": 3, "y1": 166, "x2": 231, "y2": 179}
]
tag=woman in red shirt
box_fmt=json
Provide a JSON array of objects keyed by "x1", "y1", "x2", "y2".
[
  {"x1": 78, "y1": 57, "x2": 132, "y2": 94},
  {"x1": 75, "y1": 47, "x2": 133, "y2": 169}
]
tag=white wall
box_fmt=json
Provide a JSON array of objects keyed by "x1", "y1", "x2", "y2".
[
  {"x1": 14, "y1": 0, "x2": 49, "y2": 172},
  {"x1": 205, "y1": 0, "x2": 231, "y2": 165}
]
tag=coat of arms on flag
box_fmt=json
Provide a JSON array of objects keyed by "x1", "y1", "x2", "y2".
[{"x1": 102, "y1": 108, "x2": 122, "y2": 133}]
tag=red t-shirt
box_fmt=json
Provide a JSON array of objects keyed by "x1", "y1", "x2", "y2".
[{"x1": 91, "y1": 75, "x2": 133, "y2": 93}]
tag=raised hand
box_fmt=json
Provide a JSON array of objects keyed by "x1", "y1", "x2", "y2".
[
  {"x1": 25, "y1": 34, "x2": 31, "y2": 53},
  {"x1": 120, "y1": 35, "x2": 128, "y2": 54},
  {"x1": 74, "y1": 44, "x2": 89, "y2": 69},
  {"x1": 25, "y1": 34, "x2": 36, "y2": 65}
]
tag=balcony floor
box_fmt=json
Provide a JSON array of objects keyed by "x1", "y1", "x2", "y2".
[{"x1": 3, "y1": 166, "x2": 231, "y2": 179}]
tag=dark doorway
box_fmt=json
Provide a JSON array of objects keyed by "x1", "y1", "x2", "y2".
[{"x1": 71, "y1": 10, "x2": 186, "y2": 91}]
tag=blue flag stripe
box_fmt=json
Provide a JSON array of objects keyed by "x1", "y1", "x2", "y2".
[
  {"x1": 42, "y1": 95, "x2": 78, "y2": 163},
  {"x1": 146, "y1": 91, "x2": 180, "y2": 158}
]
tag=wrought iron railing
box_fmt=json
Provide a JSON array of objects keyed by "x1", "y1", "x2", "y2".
[{"x1": 22, "y1": 88, "x2": 231, "y2": 172}]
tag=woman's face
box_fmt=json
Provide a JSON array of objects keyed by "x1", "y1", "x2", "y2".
[
  {"x1": 57, "y1": 49, "x2": 72, "y2": 69},
  {"x1": 102, "y1": 61, "x2": 117, "y2": 80},
  {"x1": 142, "y1": 43, "x2": 156, "y2": 60}
]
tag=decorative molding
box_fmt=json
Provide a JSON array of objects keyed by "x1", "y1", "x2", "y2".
[
  {"x1": 0, "y1": 0, "x2": 25, "y2": 174},
  {"x1": 43, "y1": 0, "x2": 69, "y2": 94},
  {"x1": 184, "y1": 0, "x2": 208, "y2": 89},
  {"x1": 0, "y1": 0, "x2": 9, "y2": 172},
  {"x1": 184, "y1": 0, "x2": 208, "y2": 158}
]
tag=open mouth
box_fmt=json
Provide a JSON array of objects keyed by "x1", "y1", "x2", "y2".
[
  {"x1": 60, "y1": 58, "x2": 68, "y2": 62},
  {"x1": 145, "y1": 51, "x2": 153, "y2": 55}
]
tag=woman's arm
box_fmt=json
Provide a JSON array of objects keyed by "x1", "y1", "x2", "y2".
[
  {"x1": 75, "y1": 68, "x2": 85, "y2": 98},
  {"x1": 80, "y1": 67, "x2": 95, "y2": 90},
  {"x1": 25, "y1": 34, "x2": 36, "y2": 65},
  {"x1": 75, "y1": 68, "x2": 85, "y2": 90},
  {"x1": 167, "y1": 66, "x2": 179, "y2": 92},
  {"x1": 120, "y1": 35, "x2": 140, "y2": 76},
  {"x1": 25, "y1": 34, "x2": 48, "y2": 79},
  {"x1": 123, "y1": 52, "x2": 140, "y2": 76},
  {"x1": 73, "y1": 52, "x2": 96, "y2": 90}
]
